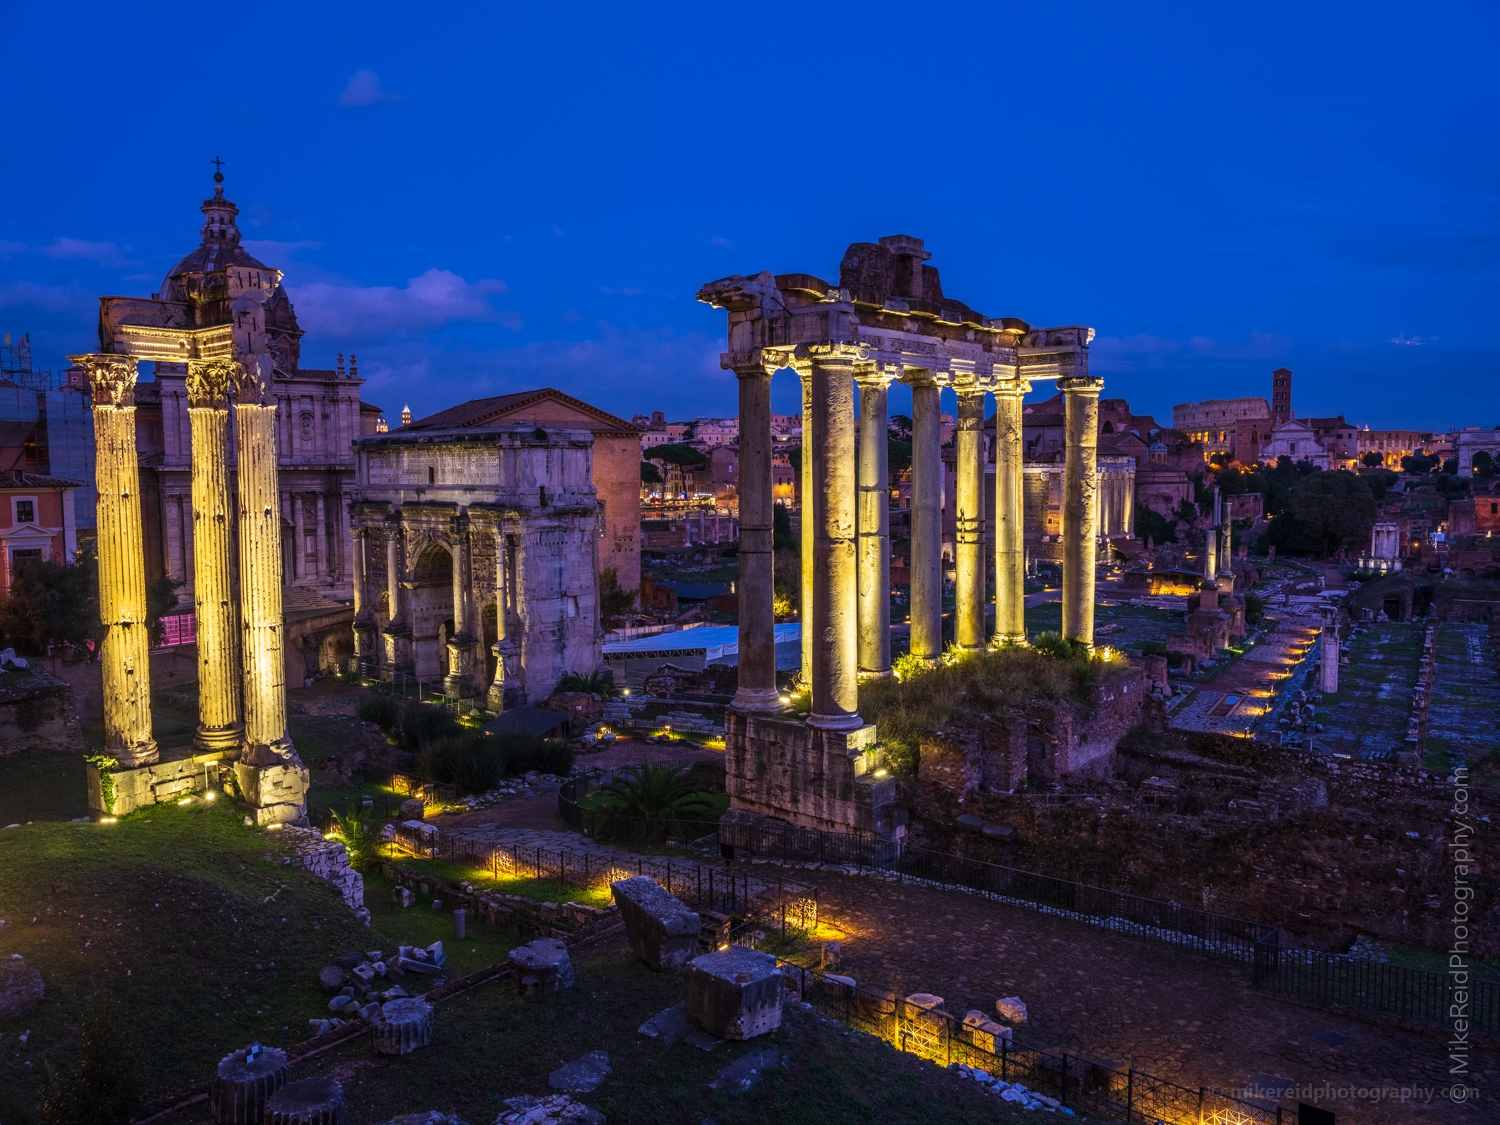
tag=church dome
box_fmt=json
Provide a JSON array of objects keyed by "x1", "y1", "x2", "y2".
[{"x1": 158, "y1": 171, "x2": 272, "y2": 296}]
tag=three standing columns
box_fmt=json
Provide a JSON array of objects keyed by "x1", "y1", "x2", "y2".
[
  {"x1": 73, "y1": 354, "x2": 157, "y2": 768},
  {"x1": 953, "y1": 389, "x2": 987, "y2": 652},
  {"x1": 730, "y1": 359, "x2": 780, "y2": 712},
  {"x1": 908, "y1": 376, "x2": 943, "y2": 663},
  {"x1": 855, "y1": 369, "x2": 894, "y2": 678},
  {"x1": 805, "y1": 344, "x2": 862, "y2": 731},
  {"x1": 992, "y1": 380, "x2": 1029, "y2": 646},
  {"x1": 234, "y1": 360, "x2": 293, "y2": 764},
  {"x1": 1060, "y1": 376, "x2": 1104, "y2": 646},
  {"x1": 186, "y1": 359, "x2": 244, "y2": 754}
]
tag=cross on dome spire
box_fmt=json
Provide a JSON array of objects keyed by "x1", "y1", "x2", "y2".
[{"x1": 200, "y1": 157, "x2": 241, "y2": 245}]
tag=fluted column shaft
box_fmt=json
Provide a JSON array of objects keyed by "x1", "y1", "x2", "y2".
[
  {"x1": 807, "y1": 347, "x2": 861, "y2": 730},
  {"x1": 75, "y1": 355, "x2": 157, "y2": 767},
  {"x1": 798, "y1": 366, "x2": 814, "y2": 688},
  {"x1": 732, "y1": 361, "x2": 778, "y2": 711},
  {"x1": 856, "y1": 372, "x2": 893, "y2": 677},
  {"x1": 954, "y1": 388, "x2": 987, "y2": 652},
  {"x1": 1061, "y1": 376, "x2": 1103, "y2": 646},
  {"x1": 487, "y1": 525, "x2": 514, "y2": 710},
  {"x1": 444, "y1": 517, "x2": 480, "y2": 699},
  {"x1": 909, "y1": 377, "x2": 943, "y2": 662},
  {"x1": 186, "y1": 359, "x2": 243, "y2": 754},
  {"x1": 235, "y1": 394, "x2": 291, "y2": 761},
  {"x1": 993, "y1": 382, "x2": 1027, "y2": 645}
]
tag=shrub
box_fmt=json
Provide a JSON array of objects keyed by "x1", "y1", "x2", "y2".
[
  {"x1": 418, "y1": 732, "x2": 504, "y2": 794},
  {"x1": 539, "y1": 739, "x2": 575, "y2": 776},
  {"x1": 399, "y1": 702, "x2": 462, "y2": 748},
  {"x1": 1245, "y1": 592, "x2": 1265, "y2": 625},
  {"x1": 39, "y1": 992, "x2": 138, "y2": 1125},
  {"x1": 358, "y1": 695, "x2": 401, "y2": 730},
  {"x1": 327, "y1": 800, "x2": 382, "y2": 870},
  {"x1": 556, "y1": 670, "x2": 615, "y2": 697},
  {"x1": 1031, "y1": 631, "x2": 1090, "y2": 661},
  {"x1": 594, "y1": 764, "x2": 719, "y2": 837}
]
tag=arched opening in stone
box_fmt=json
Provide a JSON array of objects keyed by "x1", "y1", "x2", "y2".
[{"x1": 408, "y1": 542, "x2": 454, "y2": 681}]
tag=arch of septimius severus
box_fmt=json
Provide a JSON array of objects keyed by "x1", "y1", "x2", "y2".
[
  {"x1": 75, "y1": 171, "x2": 308, "y2": 825},
  {"x1": 699, "y1": 235, "x2": 1102, "y2": 838}
]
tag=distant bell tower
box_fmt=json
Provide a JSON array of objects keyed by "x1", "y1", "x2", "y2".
[{"x1": 1271, "y1": 367, "x2": 1292, "y2": 425}]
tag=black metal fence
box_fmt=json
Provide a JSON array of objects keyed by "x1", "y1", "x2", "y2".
[
  {"x1": 1253, "y1": 929, "x2": 1500, "y2": 1034},
  {"x1": 892, "y1": 844, "x2": 1276, "y2": 963},
  {"x1": 782, "y1": 962, "x2": 1288, "y2": 1124}
]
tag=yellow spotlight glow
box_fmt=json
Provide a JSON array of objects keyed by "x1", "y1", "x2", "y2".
[
  {"x1": 178, "y1": 796, "x2": 194, "y2": 806},
  {"x1": 203, "y1": 790, "x2": 217, "y2": 802},
  {"x1": 266, "y1": 823, "x2": 283, "y2": 831},
  {"x1": 99, "y1": 817, "x2": 117, "y2": 824},
  {"x1": 874, "y1": 768, "x2": 889, "y2": 778}
]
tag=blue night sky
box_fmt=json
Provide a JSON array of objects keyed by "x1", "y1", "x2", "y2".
[{"x1": 2, "y1": 1, "x2": 1496, "y2": 431}]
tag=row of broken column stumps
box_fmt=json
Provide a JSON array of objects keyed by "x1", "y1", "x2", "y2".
[
  {"x1": 74, "y1": 352, "x2": 308, "y2": 826},
  {"x1": 699, "y1": 242, "x2": 1105, "y2": 744}
]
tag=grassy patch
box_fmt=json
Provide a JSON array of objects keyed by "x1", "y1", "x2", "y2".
[
  {"x1": 386, "y1": 857, "x2": 615, "y2": 909},
  {"x1": 0, "y1": 801, "x2": 540, "y2": 1113},
  {"x1": 250, "y1": 945, "x2": 1022, "y2": 1125},
  {"x1": 860, "y1": 647, "x2": 1127, "y2": 772}
]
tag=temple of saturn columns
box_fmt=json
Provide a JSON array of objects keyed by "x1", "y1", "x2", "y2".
[
  {"x1": 698, "y1": 235, "x2": 1102, "y2": 837},
  {"x1": 75, "y1": 173, "x2": 308, "y2": 824}
]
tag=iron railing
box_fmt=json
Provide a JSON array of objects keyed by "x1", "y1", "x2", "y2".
[{"x1": 783, "y1": 962, "x2": 1289, "y2": 1124}]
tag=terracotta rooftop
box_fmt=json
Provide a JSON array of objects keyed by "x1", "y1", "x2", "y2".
[
  {"x1": 403, "y1": 388, "x2": 639, "y2": 434},
  {"x1": 0, "y1": 471, "x2": 83, "y2": 489}
]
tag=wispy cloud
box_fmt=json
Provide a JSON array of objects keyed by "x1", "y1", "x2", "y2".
[
  {"x1": 349, "y1": 328, "x2": 727, "y2": 420},
  {"x1": 1092, "y1": 330, "x2": 1294, "y2": 370},
  {"x1": 40, "y1": 238, "x2": 128, "y2": 266},
  {"x1": 0, "y1": 280, "x2": 88, "y2": 314},
  {"x1": 338, "y1": 70, "x2": 400, "y2": 108},
  {"x1": 288, "y1": 269, "x2": 511, "y2": 337},
  {"x1": 242, "y1": 239, "x2": 325, "y2": 262},
  {"x1": 710, "y1": 236, "x2": 734, "y2": 250}
]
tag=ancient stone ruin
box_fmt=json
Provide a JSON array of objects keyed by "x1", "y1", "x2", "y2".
[
  {"x1": 611, "y1": 875, "x2": 700, "y2": 971},
  {"x1": 698, "y1": 236, "x2": 1103, "y2": 837}
]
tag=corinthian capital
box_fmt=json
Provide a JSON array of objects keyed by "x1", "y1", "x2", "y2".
[
  {"x1": 69, "y1": 353, "x2": 139, "y2": 406},
  {"x1": 232, "y1": 353, "x2": 275, "y2": 406},
  {"x1": 796, "y1": 341, "x2": 869, "y2": 367},
  {"x1": 186, "y1": 358, "x2": 238, "y2": 409}
]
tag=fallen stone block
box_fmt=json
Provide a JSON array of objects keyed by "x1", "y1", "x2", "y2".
[
  {"x1": 328, "y1": 995, "x2": 360, "y2": 1014},
  {"x1": 637, "y1": 1003, "x2": 724, "y2": 1051},
  {"x1": 398, "y1": 956, "x2": 445, "y2": 977},
  {"x1": 709, "y1": 1048, "x2": 783, "y2": 1093},
  {"x1": 398, "y1": 798, "x2": 425, "y2": 819},
  {"x1": 995, "y1": 996, "x2": 1028, "y2": 1024},
  {"x1": 317, "y1": 966, "x2": 346, "y2": 994},
  {"x1": 963, "y1": 1010, "x2": 1012, "y2": 1053},
  {"x1": 211, "y1": 1042, "x2": 289, "y2": 1125},
  {"x1": 266, "y1": 1075, "x2": 344, "y2": 1125},
  {"x1": 426, "y1": 941, "x2": 447, "y2": 966},
  {"x1": 509, "y1": 939, "x2": 574, "y2": 993},
  {"x1": 306, "y1": 1019, "x2": 332, "y2": 1038},
  {"x1": 371, "y1": 997, "x2": 434, "y2": 1055},
  {"x1": 683, "y1": 948, "x2": 782, "y2": 1041},
  {"x1": 611, "y1": 876, "x2": 700, "y2": 972},
  {"x1": 352, "y1": 963, "x2": 376, "y2": 986},
  {"x1": 820, "y1": 973, "x2": 857, "y2": 999},
  {"x1": 820, "y1": 940, "x2": 841, "y2": 971},
  {"x1": 394, "y1": 887, "x2": 416, "y2": 908},
  {"x1": 548, "y1": 1050, "x2": 611, "y2": 1094},
  {"x1": 494, "y1": 1094, "x2": 604, "y2": 1124}
]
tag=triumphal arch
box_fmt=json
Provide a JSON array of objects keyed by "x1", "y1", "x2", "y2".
[{"x1": 698, "y1": 235, "x2": 1102, "y2": 837}]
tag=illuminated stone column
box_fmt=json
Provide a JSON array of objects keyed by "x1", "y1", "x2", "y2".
[
  {"x1": 72, "y1": 354, "x2": 157, "y2": 768},
  {"x1": 486, "y1": 525, "x2": 519, "y2": 710},
  {"x1": 798, "y1": 364, "x2": 814, "y2": 688},
  {"x1": 954, "y1": 387, "x2": 987, "y2": 652},
  {"x1": 444, "y1": 515, "x2": 481, "y2": 700},
  {"x1": 1060, "y1": 376, "x2": 1103, "y2": 646},
  {"x1": 855, "y1": 367, "x2": 894, "y2": 678},
  {"x1": 382, "y1": 517, "x2": 414, "y2": 680},
  {"x1": 731, "y1": 357, "x2": 779, "y2": 711},
  {"x1": 350, "y1": 525, "x2": 379, "y2": 677},
  {"x1": 992, "y1": 380, "x2": 1028, "y2": 645},
  {"x1": 806, "y1": 343, "x2": 861, "y2": 731},
  {"x1": 185, "y1": 358, "x2": 243, "y2": 755},
  {"x1": 233, "y1": 359, "x2": 307, "y2": 824},
  {"x1": 909, "y1": 374, "x2": 943, "y2": 662}
]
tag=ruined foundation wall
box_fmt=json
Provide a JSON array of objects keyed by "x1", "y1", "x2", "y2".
[{"x1": 724, "y1": 711, "x2": 894, "y2": 835}]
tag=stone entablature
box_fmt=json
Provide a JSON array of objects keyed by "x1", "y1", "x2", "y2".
[{"x1": 350, "y1": 425, "x2": 603, "y2": 705}]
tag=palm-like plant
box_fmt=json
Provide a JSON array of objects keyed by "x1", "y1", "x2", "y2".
[
  {"x1": 556, "y1": 670, "x2": 616, "y2": 697},
  {"x1": 593, "y1": 764, "x2": 717, "y2": 838},
  {"x1": 327, "y1": 800, "x2": 381, "y2": 870}
]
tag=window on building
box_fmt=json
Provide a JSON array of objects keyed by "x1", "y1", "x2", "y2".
[
  {"x1": 15, "y1": 499, "x2": 35, "y2": 523},
  {"x1": 11, "y1": 548, "x2": 43, "y2": 567}
]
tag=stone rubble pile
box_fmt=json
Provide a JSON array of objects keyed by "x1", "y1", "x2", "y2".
[
  {"x1": 307, "y1": 945, "x2": 442, "y2": 1034},
  {"x1": 458, "y1": 773, "x2": 570, "y2": 811},
  {"x1": 655, "y1": 710, "x2": 724, "y2": 736},
  {"x1": 278, "y1": 826, "x2": 366, "y2": 913},
  {"x1": 493, "y1": 1094, "x2": 604, "y2": 1124},
  {"x1": 950, "y1": 1063, "x2": 1074, "y2": 1114}
]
